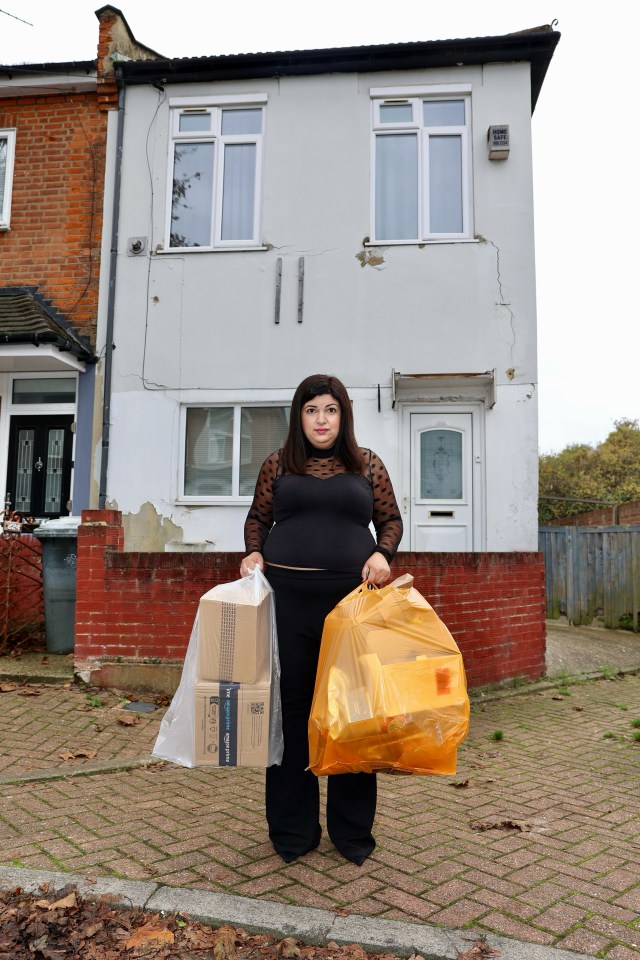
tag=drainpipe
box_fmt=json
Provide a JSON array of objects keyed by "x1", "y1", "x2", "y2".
[{"x1": 99, "y1": 66, "x2": 125, "y2": 509}]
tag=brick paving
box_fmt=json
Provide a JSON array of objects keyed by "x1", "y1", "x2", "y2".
[{"x1": 1, "y1": 669, "x2": 640, "y2": 956}]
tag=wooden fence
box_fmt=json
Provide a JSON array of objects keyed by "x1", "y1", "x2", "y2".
[{"x1": 539, "y1": 526, "x2": 640, "y2": 631}]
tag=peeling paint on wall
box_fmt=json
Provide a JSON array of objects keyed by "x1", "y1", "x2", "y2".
[
  {"x1": 355, "y1": 250, "x2": 385, "y2": 269},
  {"x1": 122, "y1": 501, "x2": 183, "y2": 552}
]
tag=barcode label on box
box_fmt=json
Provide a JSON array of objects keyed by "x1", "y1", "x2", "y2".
[{"x1": 219, "y1": 602, "x2": 236, "y2": 680}]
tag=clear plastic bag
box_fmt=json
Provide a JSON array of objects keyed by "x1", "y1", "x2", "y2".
[
  {"x1": 152, "y1": 568, "x2": 283, "y2": 768},
  {"x1": 308, "y1": 574, "x2": 469, "y2": 776}
]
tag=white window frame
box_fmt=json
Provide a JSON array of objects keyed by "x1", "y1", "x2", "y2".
[
  {"x1": 370, "y1": 85, "x2": 473, "y2": 245},
  {"x1": 0, "y1": 128, "x2": 17, "y2": 230},
  {"x1": 164, "y1": 94, "x2": 267, "y2": 252},
  {"x1": 178, "y1": 401, "x2": 289, "y2": 504},
  {"x1": 8, "y1": 372, "x2": 78, "y2": 415}
]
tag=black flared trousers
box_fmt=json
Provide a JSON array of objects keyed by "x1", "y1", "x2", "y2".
[{"x1": 265, "y1": 566, "x2": 377, "y2": 863}]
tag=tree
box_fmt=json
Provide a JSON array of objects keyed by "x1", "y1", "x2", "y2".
[{"x1": 539, "y1": 419, "x2": 640, "y2": 521}]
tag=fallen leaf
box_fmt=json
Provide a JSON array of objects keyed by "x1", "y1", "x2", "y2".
[
  {"x1": 59, "y1": 748, "x2": 98, "y2": 761},
  {"x1": 124, "y1": 920, "x2": 174, "y2": 949},
  {"x1": 572, "y1": 706, "x2": 584, "y2": 712},
  {"x1": 0, "y1": 683, "x2": 18, "y2": 693},
  {"x1": 457, "y1": 940, "x2": 501, "y2": 958},
  {"x1": 17, "y1": 685, "x2": 42, "y2": 697},
  {"x1": 450, "y1": 779, "x2": 470, "y2": 789},
  {"x1": 182, "y1": 922, "x2": 217, "y2": 949},
  {"x1": 470, "y1": 818, "x2": 531, "y2": 832},
  {"x1": 117, "y1": 713, "x2": 140, "y2": 726},
  {"x1": 339, "y1": 946, "x2": 367, "y2": 960},
  {"x1": 80, "y1": 920, "x2": 104, "y2": 937},
  {"x1": 551, "y1": 695, "x2": 564, "y2": 700},
  {"x1": 279, "y1": 937, "x2": 301, "y2": 957},
  {"x1": 48, "y1": 892, "x2": 77, "y2": 911},
  {"x1": 214, "y1": 924, "x2": 238, "y2": 960}
]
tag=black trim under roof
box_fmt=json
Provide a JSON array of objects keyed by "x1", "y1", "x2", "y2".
[
  {"x1": 0, "y1": 288, "x2": 97, "y2": 363},
  {"x1": 0, "y1": 60, "x2": 95, "y2": 76},
  {"x1": 119, "y1": 27, "x2": 560, "y2": 112}
]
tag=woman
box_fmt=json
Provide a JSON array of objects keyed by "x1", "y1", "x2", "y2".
[{"x1": 240, "y1": 374, "x2": 403, "y2": 865}]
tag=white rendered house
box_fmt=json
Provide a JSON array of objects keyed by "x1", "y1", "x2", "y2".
[{"x1": 95, "y1": 26, "x2": 560, "y2": 555}]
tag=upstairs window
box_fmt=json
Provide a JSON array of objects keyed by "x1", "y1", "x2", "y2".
[
  {"x1": 0, "y1": 128, "x2": 16, "y2": 230},
  {"x1": 167, "y1": 96, "x2": 266, "y2": 250},
  {"x1": 371, "y1": 91, "x2": 472, "y2": 243}
]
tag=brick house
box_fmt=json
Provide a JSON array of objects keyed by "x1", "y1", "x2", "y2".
[{"x1": 0, "y1": 6, "x2": 158, "y2": 524}]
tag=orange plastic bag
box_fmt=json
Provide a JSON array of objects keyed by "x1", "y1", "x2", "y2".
[{"x1": 308, "y1": 574, "x2": 470, "y2": 776}]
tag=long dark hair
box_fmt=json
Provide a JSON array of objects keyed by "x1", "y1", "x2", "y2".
[{"x1": 280, "y1": 374, "x2": 365, "y2": 475}]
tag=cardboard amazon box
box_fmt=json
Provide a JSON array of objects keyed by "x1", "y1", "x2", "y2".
[
  {"x1": 194, "y1": 681, "x2": 271, "y2": 767},
  {"x1": 197, "y1": 583, "x2": 271, "y2": 683}
]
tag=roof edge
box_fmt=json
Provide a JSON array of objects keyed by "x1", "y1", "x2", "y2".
[
  {"x1": 0, "y1": 287, "x2": 97, "y2": 363},
  {"x1": 119, "y1": 28, "x2": 561, "y2": 113}
]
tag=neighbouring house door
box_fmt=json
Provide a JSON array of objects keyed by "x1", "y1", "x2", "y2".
[
  {"x1": 6, "y1": 415, "x2": 73, "y2": 518},
  {"x1": 410, "y1": 412, "x2": 474, "y2": 550}
]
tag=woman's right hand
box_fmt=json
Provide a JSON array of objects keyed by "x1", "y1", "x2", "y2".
[{"x1": 240, "y1": 552, "x2": 264, "y2": 577}]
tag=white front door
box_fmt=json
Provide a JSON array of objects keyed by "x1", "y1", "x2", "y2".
[{"x1": 409, "y1": 412, "x2": 475, "y2": 551}]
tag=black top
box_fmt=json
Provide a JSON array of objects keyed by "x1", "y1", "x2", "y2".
[{"x1": 244, "y1": 447, "x2": 403, "y2": 573}]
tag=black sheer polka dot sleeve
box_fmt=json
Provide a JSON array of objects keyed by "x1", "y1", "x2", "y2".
[
  {"x1": 367, "y1": 450, "x2": 403, "y2": 562},
  {"x1": 244, "y1": 452, "x2": 279, "y2": 553}
]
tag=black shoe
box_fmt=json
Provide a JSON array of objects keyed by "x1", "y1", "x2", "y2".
[
  {"x1": 277, "y1": 848, "x2": 303, "y2": 864},
  {"x1": 274, "y1": 833, "x2": 321, "y2": 864},
  {"x1": 334, "y1": 842, "x2": 375, "y2": 866},
  {"x1": 347, "y1": 853, "x2": 368, "y2": 866}
]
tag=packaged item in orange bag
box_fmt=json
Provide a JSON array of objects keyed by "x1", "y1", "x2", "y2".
[{"x1": 308, "y1": 574, "x2": 469, "y2": 776}]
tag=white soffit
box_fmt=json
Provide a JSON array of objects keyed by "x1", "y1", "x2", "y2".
[
  {"x1": 0, "y1": 74, "x2": 96, "y2": 98},
  {"x1": 0, "y1": 345, "x2": 86, "y2": 373}
]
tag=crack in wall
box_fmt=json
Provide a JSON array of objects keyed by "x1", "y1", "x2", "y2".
[{"x1": 478, "y1": 235, "x2": 516, "y2": 370}]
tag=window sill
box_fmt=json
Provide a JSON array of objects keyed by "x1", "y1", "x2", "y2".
[
  {"x1": 155, "y1": 244, "x2": 268, "y2": 255},
  {"x1": 177, "y1": 497, "x2": 253, "y2": 506},
  {"x1": 365, "y1": 238, "x2": 479, "y2": 247}
]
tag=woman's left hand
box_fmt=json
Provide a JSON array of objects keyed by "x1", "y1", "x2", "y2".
[{"x1": 362, "y1": 551, "x2": 391, "y2": 586}]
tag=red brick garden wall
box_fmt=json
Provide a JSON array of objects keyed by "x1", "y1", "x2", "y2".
[
  {"x1": 620, "y1": 502, "x2": 640, "y2": 525},
  {"x1": 546, "y1": 500, "x2": 640, "y2": 527},
  {"x1": 399, "y1": 552, "x2": 546, "y2": 687},
  {"x1": 75, "y1": 510, "x2": 546, "y2": 689}
]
